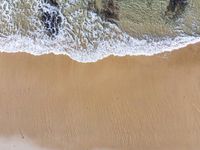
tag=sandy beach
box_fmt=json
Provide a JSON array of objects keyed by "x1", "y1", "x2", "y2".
[{"x1": 0, "y1": 44, "x2": 200, "y2": 150}]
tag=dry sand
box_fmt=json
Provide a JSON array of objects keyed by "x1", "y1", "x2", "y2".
[{"x1": 0, "y1": 44, "x2": 200, "y2": 150}]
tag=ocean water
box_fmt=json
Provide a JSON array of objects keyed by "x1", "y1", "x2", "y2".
[{"x1": 0, "y1": 0, "x2": 200, "y2": 62}]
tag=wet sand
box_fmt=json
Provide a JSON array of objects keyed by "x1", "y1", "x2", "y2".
[{"x1": 0, "y1": 44, "x2": 200, "y2": 150}]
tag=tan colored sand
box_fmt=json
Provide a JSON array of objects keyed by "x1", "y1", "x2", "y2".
[{"x1": 0, "y1": 44, "x2": 200, "y2": 150}]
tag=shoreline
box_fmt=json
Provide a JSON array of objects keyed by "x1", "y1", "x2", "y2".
[
  {"x1": 1, "y1": 34, "x2": 200, "y2": 63},
  {"x1": 0, "y1": 43, "x2": 200, "y2": 150}
]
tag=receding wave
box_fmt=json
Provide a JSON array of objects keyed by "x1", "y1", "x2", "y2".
[{"x1": 0, "y1": 0, "x2": 200, "y2": 62}]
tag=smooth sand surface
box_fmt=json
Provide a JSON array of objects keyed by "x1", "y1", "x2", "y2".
[{"x1": 0, "y1": 44, "x2": 200, "y2": 150}]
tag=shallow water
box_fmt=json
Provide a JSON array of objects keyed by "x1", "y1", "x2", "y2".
[
  {"x1": 0, "y1": 137, "x2": 52, "y2": 150},
  {"x1": 0, "y1": 0, "x2": 200, "y2": 62}
]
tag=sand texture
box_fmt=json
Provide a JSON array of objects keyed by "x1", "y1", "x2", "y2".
[{"x1": 0, "y1": 44, "x2": 200, "y2": 150}]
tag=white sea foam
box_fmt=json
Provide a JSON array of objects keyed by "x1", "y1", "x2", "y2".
[{"x1": 0, "y1": 33, "x2": 199, "y2": 63}]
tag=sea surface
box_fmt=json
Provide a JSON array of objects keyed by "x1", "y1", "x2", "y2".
[{"x1": 0, "y1": 0, "x2": 200, "y2": 62}]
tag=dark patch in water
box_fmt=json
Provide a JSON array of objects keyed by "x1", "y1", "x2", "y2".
[
  {"x1": 101, "y1": 0, "x2": 120, "y2": 21},
  {"x1": 44, "y1": 0, "x2": 59, "y2": 7},
  {"x1": 88, "y1": 0, "x2": 120, "y2": 25},
  {"x1": 41, "y1": 0, "x2": 62, "y2": 37},
  {"x1": 165, "y1": 0, "x2": 188, "y2": 18}
]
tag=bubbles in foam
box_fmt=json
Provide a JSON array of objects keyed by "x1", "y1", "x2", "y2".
[{"x1": 1, "y1": 32, "x2": 200, "y2": 62}]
